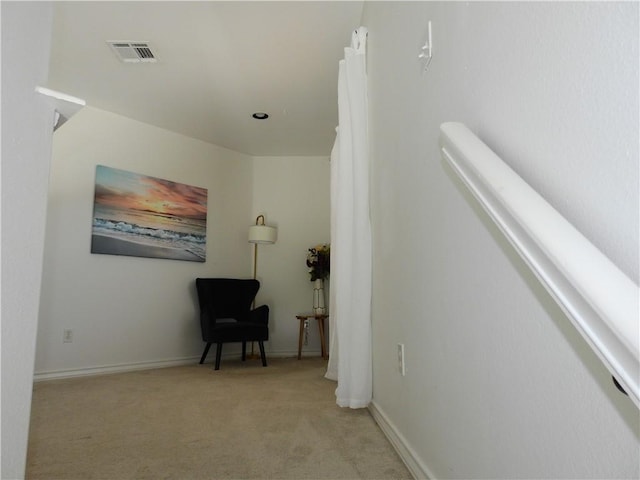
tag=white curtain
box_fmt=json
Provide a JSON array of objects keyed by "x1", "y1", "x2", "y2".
[{"x1": 325, "y1": 27, "x2": 372, "y2": 409}]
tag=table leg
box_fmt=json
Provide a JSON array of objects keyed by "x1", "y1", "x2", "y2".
[
  {"x1": 317, "y1": 317, "x2": 328, "y2": 359},
  {"x1": 297, "y1": 318, "x2": 304, "y2": 360}
]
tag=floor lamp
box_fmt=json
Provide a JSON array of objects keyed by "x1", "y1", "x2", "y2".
[{"x1": 247, "y1": 214, "x2": 277, "y2": 358}]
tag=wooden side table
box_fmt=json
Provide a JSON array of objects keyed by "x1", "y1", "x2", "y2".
[{"x1": 295, "y1": 313, "x2": 328, "y2": 360}]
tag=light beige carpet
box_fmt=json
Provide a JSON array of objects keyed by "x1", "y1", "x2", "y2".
[{"x1": 27, "y1": 357, "x2": 412, "y2": 480}]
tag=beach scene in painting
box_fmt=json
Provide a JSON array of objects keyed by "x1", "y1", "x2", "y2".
[{"x1": 91, "y1": 165, "x2": 207, "y2": 262}]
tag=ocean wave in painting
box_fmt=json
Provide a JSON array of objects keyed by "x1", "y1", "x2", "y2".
[{"x1": 92, "y1": 217, "x2": 206, "y2": 261}]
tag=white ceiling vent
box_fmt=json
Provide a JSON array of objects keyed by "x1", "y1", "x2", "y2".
[{"x1": 107, "y1": 41, "x2": 157, "y2": 63}]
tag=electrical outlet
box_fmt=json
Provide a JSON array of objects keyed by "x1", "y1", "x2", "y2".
[
  {"x1": 63, "y1": 329, "x2": 73, "y2": 343},
  {"x1": 397, "y1": 343, "x2": 406, "y2": 376}
]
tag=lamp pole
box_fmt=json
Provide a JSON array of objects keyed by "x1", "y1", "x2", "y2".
[{"x1": 247, "y1": 214, "x2": 276, "y2": 359}]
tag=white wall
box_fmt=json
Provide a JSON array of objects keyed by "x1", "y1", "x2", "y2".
[
  {"x1": 252, "y1": 156, "x2": 331, "y2": 356},
  {"x1": 36, "y1": 107, "x2": 254, "y2": 375},
  {"x1": 1, "y1": 3, "x2": 54, "y2": 478},
  {"x1": 35, "y1": 109, "x2": 331, "y2": 376},
  {"x1": 363, "y1": 2, "x2": 639, "y2": 479}
]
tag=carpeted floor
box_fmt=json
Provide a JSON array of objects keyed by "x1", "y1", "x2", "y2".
[{"x1": 26, "y1": 357, "x2": 412, "y2": 479}]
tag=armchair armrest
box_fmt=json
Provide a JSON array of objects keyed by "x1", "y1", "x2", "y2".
[
  {"x1": 200, "y1": 309, "x2": 213, "y2": 340},
  {"x1": 248, "y1": 305, "x2": 269, "y2": 325}
]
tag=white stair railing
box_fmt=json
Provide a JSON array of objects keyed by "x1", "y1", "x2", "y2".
[{"x1": 440, "y1": 122, "x2": 639, "y2": 408}]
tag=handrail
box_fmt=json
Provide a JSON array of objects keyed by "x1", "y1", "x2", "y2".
[
  {"x1": 35, "y1": 86, "x2": 85, "y2": 131},
  {"x1": 439, "y1": 122, "x2": 639, "y2": 408}
]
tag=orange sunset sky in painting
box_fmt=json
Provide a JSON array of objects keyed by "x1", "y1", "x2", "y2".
[{"x1": 94, "y1": 166, "x2": 207, "y2": 220}]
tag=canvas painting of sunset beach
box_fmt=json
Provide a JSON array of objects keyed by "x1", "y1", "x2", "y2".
[{"x1": 91, "y1": 165, "x2": 207, "y2": 262}]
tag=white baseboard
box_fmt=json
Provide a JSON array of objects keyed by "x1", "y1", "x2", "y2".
[
  {"x1": 33, "y1": 356, "x2": 202, "y2": 381},
  {"x1": 269, "y1": 349, "x2": 325, "y2": 359},
  {"x1": 368, "y1": 400, "x2": 435, "y2": 480},
  {"x1": 33, "y1": 350, "x2": 325, "y2": 381}
]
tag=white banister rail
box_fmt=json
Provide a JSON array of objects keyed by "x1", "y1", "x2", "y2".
[
  {"x1": 35, "y1": 86, "x2": 85, "y2": 131},
  {"x1": 439, "y1": 122, "x2": 639, "y2": 408}
]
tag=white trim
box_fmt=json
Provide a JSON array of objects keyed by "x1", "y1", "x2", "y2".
[
  {"x1": 33, "y1": 356, "x2": 201, "y2": 381},
  {"x1": 33, "y1": 350, "x2": 326, "y2": 381},
  {"x1": 369, "y1": 401, "x2": 434, "y2": 480},
  {"x1": 439, "y1": 122, "x2": 640, "y2": 408},
  {"x1": 34, "y1": 86, "x2": 85, "y2": 106}
]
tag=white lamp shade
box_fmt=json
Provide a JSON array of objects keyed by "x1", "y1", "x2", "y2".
[{"x1": 248, "y1": 225, "x2": 277, "y2": 244}]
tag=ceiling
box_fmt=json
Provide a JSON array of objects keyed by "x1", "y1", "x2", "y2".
[{"x1": 47, "y1": 1, "x2": 364, "y2": 156}]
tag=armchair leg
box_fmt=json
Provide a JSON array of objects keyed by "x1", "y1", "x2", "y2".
[
  {"x1": 199, "y1": 343, "x2": 211, "y2": 364},
  {"x1": 241, "y1": 342, "x2": 247, "y2": 361},
  {"x1": 258, "y1": 341, "x2": 267, "y2": 367},
  {"x1": 215, "y1": 343, "x2": 223, "y2": 370}
]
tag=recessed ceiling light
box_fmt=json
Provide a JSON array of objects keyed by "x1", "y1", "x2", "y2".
[{"x1": 252, "y1": 112, "x2": 269, "y2": 120}]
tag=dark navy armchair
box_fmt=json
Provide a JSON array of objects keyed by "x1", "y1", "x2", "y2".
[{"x1": 195, "y1": 278, "x2": 269, "y2": 370}]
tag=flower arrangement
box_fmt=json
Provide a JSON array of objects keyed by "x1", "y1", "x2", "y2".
[{"x1": 306, "y1": 244, "x2": 330, "y2": 281}]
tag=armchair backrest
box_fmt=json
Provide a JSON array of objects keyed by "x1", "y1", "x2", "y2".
[{"x1": 195, "y1": 278, "x2": 260, "y2": 326}]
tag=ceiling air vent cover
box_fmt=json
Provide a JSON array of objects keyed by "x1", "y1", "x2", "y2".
[{"x1": 108, "y1": 41, "x2": 157, "y2": 63}]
